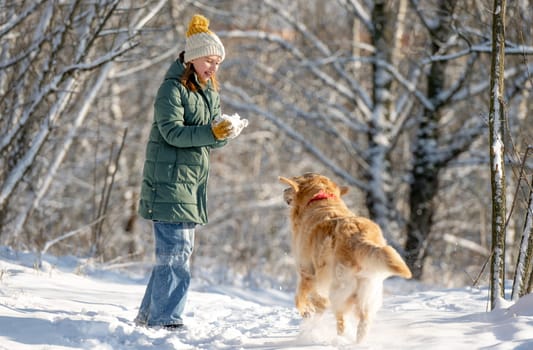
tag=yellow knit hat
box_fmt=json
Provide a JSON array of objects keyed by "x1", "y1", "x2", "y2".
[{"x1": 184, "y1": 14, "x2": 225, "y2": 63}]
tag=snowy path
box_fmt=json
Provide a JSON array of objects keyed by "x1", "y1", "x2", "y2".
[{"x1": 0, "y1": 248, "x2": 532, "y2": 349}]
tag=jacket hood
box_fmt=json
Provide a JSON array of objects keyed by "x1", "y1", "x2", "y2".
[{"x1": 164, "y1": 58, "x2": 186, "y2": 81}]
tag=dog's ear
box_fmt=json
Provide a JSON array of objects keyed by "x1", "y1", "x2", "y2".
[
  {"x1": 279, "y1": 176, "x2": 299, "y2": 192},
  {"x1": 340, "y1": 186, "x2": 349, "y2": 196}
]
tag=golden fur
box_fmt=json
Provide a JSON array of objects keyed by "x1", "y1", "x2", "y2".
[{"x1": 279, "y1": 173, "x2": 412, "y2": 343}]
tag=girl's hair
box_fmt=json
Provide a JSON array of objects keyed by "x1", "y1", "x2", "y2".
[{"x1": 179, "y1": 51, "x2": 220, "y2": 92}]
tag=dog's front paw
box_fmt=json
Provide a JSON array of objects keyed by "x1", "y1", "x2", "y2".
[
  {"x1": 296, "y1": 298, "x2": 314, "y2": 318},
  {"x1": 310, "y1": 294, "x2": 328, "y2": 313}
]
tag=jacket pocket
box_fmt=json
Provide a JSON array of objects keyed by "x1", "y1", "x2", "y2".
[{"x1": 175, "y1": 164, "x2": 201, "y2": 183}]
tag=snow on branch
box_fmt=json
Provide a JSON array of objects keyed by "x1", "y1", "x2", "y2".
[
  {"x1": 0, "y1": 76, "x2": 76, "y2": 208},
  {"x1": 222, "y1": 83, "x2": 367, "y2": 191},
  {"x1": 0, "y1": 0, "x2": 164, "y2": 212},
  {"x1": 0, "y1": 0, "x2": 47, "y2": 38},
  {"x1": 39, "y1": 217, "x2": 104, "y2": 260},
  {"x1": 425, "y1": 44, "x2": 533, "y2": 64},
  {"x1": 336, "y1": 0, "x2": 373, "y2": 32},
  {"x1": 441, "y1": 233, "x2": 490, "y2": 256},
  {"x1": 265, "y1": 0, "x2": 374, "y2": 116},
  {"x1": 221, "y1": 29, "x2": 359, "y2": 105},
  {"x1": 338, "y1": 56, "x2": 435, "y2": 111},
  {"x1": 61, "y1": 41, "x2": 139, "y2": 73}
]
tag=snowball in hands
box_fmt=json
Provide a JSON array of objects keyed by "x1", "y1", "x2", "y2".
[{"x1": 213, "y1": 113, "x2": 248, "y2": 139}]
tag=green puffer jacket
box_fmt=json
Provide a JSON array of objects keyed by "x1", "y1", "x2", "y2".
[{"x1": 138, "y1": 58, "x2": 227, "y2": 224}]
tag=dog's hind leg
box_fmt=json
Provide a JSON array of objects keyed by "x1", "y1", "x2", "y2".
[
  {"x1": 309, "y1": 236, "x2": 334, "y2": 314},
  {"x1": 334, "y1": 293, "x2": 359, "y2": 336},
  {"x1": 354, "y1": 301, "x2": 374, "y2": 344},
  {"x1": 335, "y1": 311, "x2": 345, "y2": 335},
  {"x1": 353, "y1": 278, "x2": 382, "y2": 343},
  {"x1": 295, "y1": 268, "x2": 316, "y2": 318},
  {"x1": 355, "y1": 307, "x2": 369, "y2": 343},
  {"x1": 329, "y1": 265, "x2": 356, "y2": 336}
]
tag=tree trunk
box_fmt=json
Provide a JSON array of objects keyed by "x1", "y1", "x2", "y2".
[
  {"x1": 488, "y1": 0, "x2": 507, "y2": 310},
  {"x1": 515, "y1": 173, "x2": 533, "y2": 297},
  {"x1": 404, "y1": 0, "x2": 457, "y2": 279},
  {"x1": 364, "y1": 0, "x2": 400, "y2": 240}
]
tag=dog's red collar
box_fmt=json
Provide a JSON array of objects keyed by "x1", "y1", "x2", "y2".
[{"x1": 307, "y1": 191, "x2": 336, "y2": 206}]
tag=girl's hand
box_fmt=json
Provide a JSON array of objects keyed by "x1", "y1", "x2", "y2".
[{"x1": 211, "y1": 119, "x2": 233, "y2": 140}]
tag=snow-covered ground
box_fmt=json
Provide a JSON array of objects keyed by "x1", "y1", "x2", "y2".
[{"x1": 0, "y1": 246, "x2": 532, "y2": 350}]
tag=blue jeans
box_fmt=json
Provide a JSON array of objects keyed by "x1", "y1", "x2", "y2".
[{"x1": 135, "y1": 221, "x2": 195, "y2": 327}]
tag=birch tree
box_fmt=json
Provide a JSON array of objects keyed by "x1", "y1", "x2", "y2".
[
  {"x1": 511, "y1": 154, "x2": 533, "y2": 300},
  {"x1": 488, "y1": 0, "x2": 507, "y2": 310}
]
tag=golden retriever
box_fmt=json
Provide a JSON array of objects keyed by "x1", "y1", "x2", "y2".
[{"x1": 279, "y1": 173, "x2": 412, "y2": 343}]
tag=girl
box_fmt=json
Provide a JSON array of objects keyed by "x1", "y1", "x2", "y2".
[{"x1": 135, "y1": 14, "x2": 234, "y2": 329}]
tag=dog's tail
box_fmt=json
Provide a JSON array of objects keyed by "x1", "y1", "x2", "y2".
[
  {"x1": 381, "y1": 245, "x2": 412, "y2": 279},
  {"x1": 357, "y1": 242, "x2": 412, "y2": 279}
]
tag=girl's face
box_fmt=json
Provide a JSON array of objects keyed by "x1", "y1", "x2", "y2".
[{"x1": 191, "y1": 55, "x2": 222, "y2": 83}]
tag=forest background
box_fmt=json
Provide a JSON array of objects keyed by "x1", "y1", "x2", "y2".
[{"x1": 1, "y1": 0, "x2": 532, "y2": 290}]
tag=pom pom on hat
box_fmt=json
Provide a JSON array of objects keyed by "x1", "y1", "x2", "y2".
[
  {"x1": 187, "y1": 14, "x2": 212, "y2": 37},
  {"x1": 184, "y1": 14, "x2": 225, "y2": 63}
]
